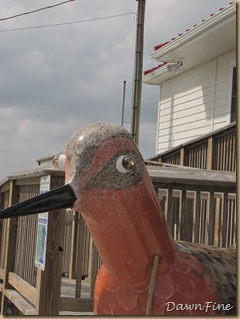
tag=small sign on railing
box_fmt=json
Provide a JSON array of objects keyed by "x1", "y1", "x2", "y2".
[{"x1": 35, "y1": 175, "x2": 50, "y2": 271}]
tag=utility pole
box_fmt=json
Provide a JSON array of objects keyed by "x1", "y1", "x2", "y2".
[
  {"x1": 131, "y1": 0, "x2": 146, "y2": 146},
  {"x1": 121, "y1": 80, "x2": 126, "y2": 126}
]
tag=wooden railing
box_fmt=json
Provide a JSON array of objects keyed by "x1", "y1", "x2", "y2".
[
  {"x1": 0, "y1": 169, "x2": 97, "y2": 315},
  {"x1": 151, "y1": 122, "x2": 236, "y2": 171},
  {"x1": 146, "y1": 162, "x2": 236, "y2": 248}
]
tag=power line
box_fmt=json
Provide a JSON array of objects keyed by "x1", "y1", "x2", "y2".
[
  {"x1": 0, "y1": 0, "x2": 76, "y2": 22},
  {"x1": 0, "y1": 12, "x2": 136, "y2": 33}
]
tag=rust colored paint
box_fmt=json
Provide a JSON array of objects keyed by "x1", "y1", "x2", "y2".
[{"x1": 64, "y1": 123, "x2": 236, "y2": 315}]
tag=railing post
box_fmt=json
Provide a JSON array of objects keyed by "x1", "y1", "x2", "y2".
[
  {"x1": 1, "y1": 180, "x2": 19, "y2": 315},
  {"x1": 193, "y1": 191, "x2": 201, "y2": 243},
  {"x1": 207, "y1": 192, "x2": 215, "y2": 245},
  {"x1": 35, "y1": 208, "x2": 66, "y2": 315},
  {"x1": 214, "y1": 198, "x2": 221, "y2": 246},
  {"x1": 75, "y1": 214, "x2": 85, "y2": 298},
  {"x1": 221, "y1": 193, "x2": 228, "y2": 247},
  {"x1": 207, "y1": 136, "x2": 214, "y2": 170},
  {"x1": 179, "y1": 190, "x2": 187, "y2": 240},
  {"x1": 69, "y1": 211, "x2": 78, "y2": 279},
  {"x1": 180, "y1": 191, "x2": 194, "y2": 242},
  {"x1": 167, "y1": 188, "x2": 174, "y2": 236},
  {"x1": 179, "y1": 147, "x2": 185, "y2": 166}
]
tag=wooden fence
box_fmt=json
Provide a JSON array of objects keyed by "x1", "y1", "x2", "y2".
[
  {"x1": 146, "y1": 163, "x2": 236, "y2": 248},
  {"x1": 0, "y1": 137, "x2": 236, "y2": 315},
  {"x1": 0, "y1": 167, "x2": 98, "y2": 315},
  {"x1": 150, "y1": 122, "x2": 236, "y2": 172}
]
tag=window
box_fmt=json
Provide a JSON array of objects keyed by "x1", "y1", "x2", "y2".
[{"x1": 230, "y1": 66, "x2": 236, "y2": 122}]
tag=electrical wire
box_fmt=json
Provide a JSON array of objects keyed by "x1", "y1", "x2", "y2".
[
  {"x1": 0, "y1": 0, "x2": 75, "y2": 22},
  {"x1": 0, "y1": 12, "x2": 136, "y2": 33}
]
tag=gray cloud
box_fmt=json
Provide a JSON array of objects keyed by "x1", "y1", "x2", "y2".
[{"x1": 0, "y1": 0, "x2": 232, "y2": 180}]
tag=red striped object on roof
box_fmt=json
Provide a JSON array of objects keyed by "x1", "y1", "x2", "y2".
[
  {"x1": 144, "y1": 62, "x2": 167, "y2": 76},
  {"x1": 152, "y1": 2, "x2": 235, "y2": 52}
]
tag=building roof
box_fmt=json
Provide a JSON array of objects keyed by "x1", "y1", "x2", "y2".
[
  {"x1": 0, "y1": 153, "x2": 64, "y2": 186},
  {"x1": 0, "y1": 163, "x2": 64, "y2": 186},
  {"x1": 36, "y1": 152, "x2": 63, "y2": 165},
  {"x1": 143, "y1": 2, "x2": 236, "y2": 84}
]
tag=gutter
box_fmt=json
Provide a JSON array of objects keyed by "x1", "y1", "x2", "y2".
[
  {"x1": 150, "y1": 3, "x2": 235, "y2": 61},
  {"x1": 143, "y1": 64, "x2": 169, "y2": 83}
]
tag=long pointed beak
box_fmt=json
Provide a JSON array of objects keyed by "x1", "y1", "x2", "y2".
[{"x1": 0, "y1": 184, "x2": 76, "y2": 219}]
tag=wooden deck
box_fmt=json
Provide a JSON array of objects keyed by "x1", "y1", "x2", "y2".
[{"x1": 0, "y1": 278, "x2": 93, "y2": 316}]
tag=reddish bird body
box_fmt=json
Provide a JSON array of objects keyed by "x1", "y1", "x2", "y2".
[
  {"x1": 0, "y1": 123, "x2": 236, "y2": 315},
  {"x1": 64, "y1": 123, "x2": 236, "y2": 315}
]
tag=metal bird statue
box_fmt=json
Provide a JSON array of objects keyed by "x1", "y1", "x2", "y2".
[{"x1": 0, "y1": 123, "x2": 236, "y2": 315}]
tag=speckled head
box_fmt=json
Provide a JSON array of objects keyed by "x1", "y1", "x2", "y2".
[
  {"x1": 64, "y1": 123, "x2": 145, "y2": 198},
  {"x1": 0, "y1": 122, "x2": 145, "y2": 219}
]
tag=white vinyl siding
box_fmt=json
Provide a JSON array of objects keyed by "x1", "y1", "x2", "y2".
[
  {"x1": 213, "y1": 50, "x2": 235, "y2": 130},
  {"x1": 157, "y1": 49, "x2": 236, "y2": 153}
]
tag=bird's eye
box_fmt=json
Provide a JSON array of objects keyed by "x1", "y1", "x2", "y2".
[
  {"x1": 53, "y1": 154, "x2": 66, "y2": 171},
  {"x1": 116, "y1": 155, "x2": 135, "y2": 173}
]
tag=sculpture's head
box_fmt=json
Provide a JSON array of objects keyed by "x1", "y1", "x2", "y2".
[{"x1": 0, "y1": 123, "x2": 146, "y2": 219}]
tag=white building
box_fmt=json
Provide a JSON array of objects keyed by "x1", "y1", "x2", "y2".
[{"x1": 143, "y1": 2, "x2": 236, "y2": 154}]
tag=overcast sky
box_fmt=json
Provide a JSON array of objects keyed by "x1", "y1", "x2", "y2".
[{"x1": 0, "y1": 0, "x2": 233, "y2": 181}]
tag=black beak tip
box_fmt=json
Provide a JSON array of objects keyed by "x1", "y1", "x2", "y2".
[{"x1": 0, "y1": 184, "x2": 76, "y2": 219}]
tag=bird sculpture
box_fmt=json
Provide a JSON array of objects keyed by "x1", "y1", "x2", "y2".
[{"x1": 0, "y1": 123, "x2": 236, "y2": 315}]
